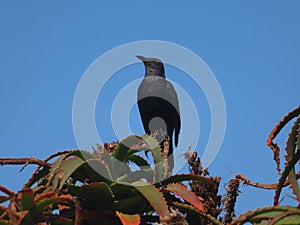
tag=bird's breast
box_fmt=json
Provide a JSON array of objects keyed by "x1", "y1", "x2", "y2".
[{"x1": 138, "y1": 77, "x2": 166, "y2": 98}]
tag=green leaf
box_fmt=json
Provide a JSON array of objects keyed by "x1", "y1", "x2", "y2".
[
  {"x1": 296, "y1": 119, "x2": 300, "y2": 150},
  {"x1": 272, "y1": 214, "x2": 300, "y2": 225},
  {"x1": 127, "y1": 154, "x2": 150, "y2": 168},
  {"x1": 0, "y1": 220, "x2": 10, "y2": 225},
  {"x1": 232, "y1": 206, "x2": 300, "y2": 225},
  {"x1": 114, "y1": 194, "x2": 148, "y2": 214},
  {"x1": 34, "y1": 195, "x2": 74, "y2": 216},
  {"x1": 20, "y1": 189, "x2": 34, "y2": 211},
  {"x1": 24, "y1": 167, "x2": 50, "y2": 188},
  {"x1": 109, "y1": 183, "x2": 150, "y2": 214},
  {"x1": 274, "y1": 148, "x2": 300, "y2": 205},
  {"x1": 111, "y1": 136, "x2": 141, "y2": 180},
  {"x1": 73, "y1": 158, "x2": 112, "y2": 183},
  {"x1": 0, "y1": 196, "x2": 9, "y2": 204},
  {"x1": 140, "y1": 135, "x2": 164, "y2": 183},
  {"x1": 117, "y1": 168, "x2": 154, "y2": 183},
  {"x1": 130, "y1": 180, "x2": 169, "y2": 220},
  {"x1": 68, "y1": 149, "x2": 95, "y2": 161},
  {"x1": 68, "y1": 182, "x2": 114, "y2": 210},
  {"x1": 172, "y1": 202, "x2": 221, "y2": 225},
  {"x1": 48, "y1": 150, "x2": 101, "y2": 190},
  {"x1": 283, "y1": 117, "x2": 300, "y2": 204},
  {"x1": 113, "y1": 136, "x2": 141, "y2": 162},
  {"x1": 110, "y1": 183, "x2": 140, "y2": 200},
  {"x1": 157, "y1": 174, "x2": 215, "y2": 187},
  {"x1": 50, "y1": 156, "x2": 86, "y2": 190}
]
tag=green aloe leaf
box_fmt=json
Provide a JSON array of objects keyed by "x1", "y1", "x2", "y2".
[
  {"x1": 172, "y1": 202, "x2": 221, "y2": 225},
  {"x1": 110, "y1": 183, "x2": 150, "y2": 214},
  {"x1": 34, "y1": 195, "x2": 74, "y2": 216},
  {"x1": 157, "y1": 174, "x2": 215, "y2": 187},
  {"x1": 20, "y1": 189, "x2": 34, "y2": 211},
  {"x1": 68, "y1": 182, "x2": 114, "y2": 210},
  {"x1": 73, "y1": 158, "x2": 112, "y2": 184},
  {"x1": 232, "y1": 206, "x2": 300, "y2": 225},
  {"x1": 111, "y1": 136, "x2": 142, "y2": 180},
  {"x1": 140, "y1": 135, "x2": 164, "y2": 183},
  {"x1": 113, "y1": 136, "x2": 141, "y2": 162},
  {"x1": 130, "y1": 180, "x2": 169, "y2": 221},
  {"x1": 50, "y1": 156, "x2": 86, "y2": 190},
  {"x1": 127, "y1": 154, "x2": 150, "y2": 168},
  {"x1": 283, "y1": 117, "x2": 300, "y2": 204},
  {"x1": 24, "y1": 167, "x2": 50, "y2": 188},
  {"x1": 0, "y1": 220, "x2": 10, "y2": 225},
  {"x1": 0, "y1": 196, "x2": 9, "y2": 204},
  {"x1": 111, "y1": 135, "x2": 162, "y2": 182}
]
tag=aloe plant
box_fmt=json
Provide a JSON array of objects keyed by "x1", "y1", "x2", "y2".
[
  {"x1": 230, "y1": 105, "x2": 300, "y2": 224},
  {"x1": 1, "y1": 106, "x2": 299, "y2": 225},
  {"x1": 0, "y1": 135, "x2": 213, "y2": 225}
]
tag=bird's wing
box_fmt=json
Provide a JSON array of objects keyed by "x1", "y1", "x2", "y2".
[
  {"x1": 137, "y1": 81, "x2": 151, "y2": 134},
  {"x1": 165, "y1": 81, "x2": 181, "y2": 147}
]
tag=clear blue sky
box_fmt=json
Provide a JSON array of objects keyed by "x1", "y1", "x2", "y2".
[{"x1": 1, "y1": 1, "x2": 300, "y2": 216}]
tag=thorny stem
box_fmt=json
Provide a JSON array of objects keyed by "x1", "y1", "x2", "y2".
[
  {"x1": 237, "y1": 173, "x2": 300, "y2": 190},
  {"x1": 0, "y1": 157, "x2": 50, "y2": 168}
]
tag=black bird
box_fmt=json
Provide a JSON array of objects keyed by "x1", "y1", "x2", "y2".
[{"x1": 137, "y1": 55, "x2": 181, "y2": 172}]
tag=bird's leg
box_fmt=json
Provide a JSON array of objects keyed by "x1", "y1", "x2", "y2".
[
  {"x1": 162, "y1": 138, "x2": 169, "y2": 158},
  {"x1": 162, "y1": 136, "x2": 171, "y2": 177}
]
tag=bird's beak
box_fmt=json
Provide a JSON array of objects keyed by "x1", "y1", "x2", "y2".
[{"x1": 136, "y1": 55, "x2": 146, "y2": 62}]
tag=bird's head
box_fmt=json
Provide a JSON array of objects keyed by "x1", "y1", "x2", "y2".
[{"x1": 137, "y1": 55, "x2": 165, "y2": 78}]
